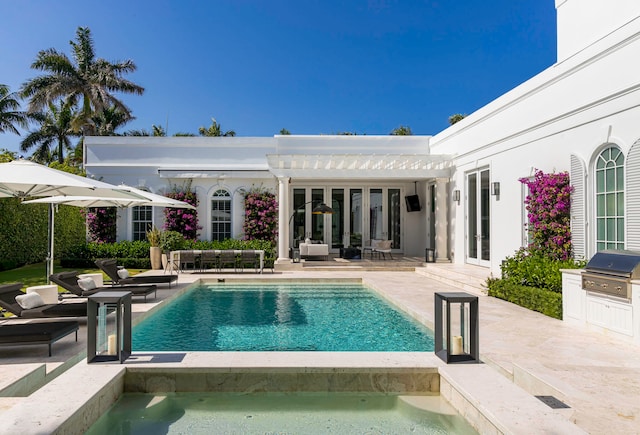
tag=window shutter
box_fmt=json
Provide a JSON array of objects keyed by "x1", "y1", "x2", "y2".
[
  {"x1": 570, "y1": 154, "x2": 586, "y2": 260},
  {"x1": 626, "y1": 140, "x2": 640, "y2": 251}
]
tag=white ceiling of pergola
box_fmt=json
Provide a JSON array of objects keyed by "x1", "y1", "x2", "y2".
[{"x1": 267, "y1": 154, "x2": 454, "y2": 179}]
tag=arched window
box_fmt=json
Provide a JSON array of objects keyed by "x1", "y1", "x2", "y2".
[
  {"x1": 595, "y1": 146, "x2": 625, "y2": 251},
  {"x1": 211, "y1": 189, "x2": 231, "y2": 241}
]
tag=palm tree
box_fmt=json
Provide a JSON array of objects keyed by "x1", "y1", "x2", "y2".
[
  {"x1": 448, "y1": 114, "x2": 467, "y2": 125},
  {"x1": 199, "y1": 118, "x2": 236, "y2": 137},
  {"x1": 21, "y1": 26, "x2": 144, "y2": 135},
  {"x1": 92, "y1": 105, "x2": 134, "y2": 136},
  {"x1": 0, "y1": 84, "x2": 29, "y2": 135},
  {"x1": 20, "y1": 99, "x2": 79, "y2": 164},
  {"x1": 390, "y1": 125, "x2": 412, "y2": 135}
]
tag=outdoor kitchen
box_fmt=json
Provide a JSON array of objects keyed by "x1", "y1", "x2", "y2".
[{"x1": 562, "y1": 250, "x2": 640, "y2": 344}]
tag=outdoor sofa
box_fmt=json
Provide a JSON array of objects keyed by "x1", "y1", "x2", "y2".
[
  {"x1": 50, "y1": 271, "x2": 157, "y2": 302},
  {"x1": 0, "y1": 283, "x2": 88, "y2": 318},
  {"x1": 95, "y1": 259, "x2": 177, "y2": 287}
]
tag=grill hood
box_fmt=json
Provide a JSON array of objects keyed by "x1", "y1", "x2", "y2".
[{"x1": 584, "y1": 250, "x2": 640, "y2": 279}]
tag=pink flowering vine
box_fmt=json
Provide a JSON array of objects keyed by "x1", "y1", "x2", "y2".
[
  {"x1": 163, "y1": 188, "x2": 201, "y2": 240},
  {"x1": 243, "y1": 188, "x2": 278, "y2": 243},
  {"x1": 520, "y1": 170, "x2": 573, "y2": 260},
  {"x1": 85, "y1": 207, "x2": 116, "y2": 243}
]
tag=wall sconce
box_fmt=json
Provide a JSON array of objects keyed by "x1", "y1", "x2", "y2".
[
  {"x1": 434, "y1": 292, "x2": 479, "y2": 364},
  {"x1": 452, "y1": 190, "x2": 460, "y2": 204},
  {"x1": 491, "y1": 182, "x2": 500, "y2": 196}
]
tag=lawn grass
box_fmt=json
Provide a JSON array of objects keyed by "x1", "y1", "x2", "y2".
[{"x1": 0, "y1": 262, "x2": 146, "y2": 290}]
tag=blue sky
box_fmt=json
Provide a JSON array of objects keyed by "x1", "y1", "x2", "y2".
[{"x1": 1, "y1": 0, "x2": 557, "y2": 154}]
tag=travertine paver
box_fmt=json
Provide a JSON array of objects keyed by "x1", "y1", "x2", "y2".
[{"x1": 0, "y1": 266, "x2": 638, "y2": 433}]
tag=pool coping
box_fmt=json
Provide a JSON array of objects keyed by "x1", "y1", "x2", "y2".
[{"x1": 0, "y1": 352, "x2": 583, "y2": 434}]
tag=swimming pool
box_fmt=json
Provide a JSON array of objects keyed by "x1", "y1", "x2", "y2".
[
  {"x1": 86, "y1": 392, "x2": 478, "y2": 434},
  {"x1": 133, "y1": 282, "x2": 434, "y2": 352}
]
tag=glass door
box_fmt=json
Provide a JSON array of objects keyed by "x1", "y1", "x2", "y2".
[
  {"x1": 466, "y1": 169, "x2": 490, "y2": 265},
  {"x1": 331, "y1": 189, "x2": 345, "y2": 250},
  {"x1": 350, "y1": 189, "x2": 363, "y2": 248}
]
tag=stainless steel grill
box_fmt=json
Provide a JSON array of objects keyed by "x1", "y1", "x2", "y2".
[{"x1": 581, "y1": 250, "x2": 640, "y2": 299}]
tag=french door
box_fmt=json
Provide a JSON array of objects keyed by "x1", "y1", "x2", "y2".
[
  {"x1": 466, "y1": 169, "x2": 491, "y2": 266},
  {"x1": 292, "y1": 186, "x2": 402, "y2": 253}
]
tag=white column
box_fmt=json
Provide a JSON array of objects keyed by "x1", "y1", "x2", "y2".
[
  {"x1": 277, "y1": 177, "x2": 290, "y2": 261},
  {"x1": 435, "y1": 178, "x2": 449, "y2": 262}
]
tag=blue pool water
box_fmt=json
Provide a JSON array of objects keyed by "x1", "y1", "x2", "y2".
[{"x1": 133, "y1": 282, "x2": 434, "y2": 351}]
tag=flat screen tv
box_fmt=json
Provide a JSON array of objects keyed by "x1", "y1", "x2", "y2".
[{"x1": 405, "y1": 195, "x2": 421, "y2": 212}]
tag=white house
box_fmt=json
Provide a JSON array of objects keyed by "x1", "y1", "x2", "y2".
[{"x1": 85, "y1": 0, "x2": 640, "y2": 276}]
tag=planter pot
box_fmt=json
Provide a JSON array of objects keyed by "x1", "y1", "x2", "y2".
[{"x1": 150, "y1": 246, "x2": 162, "y2": 270}]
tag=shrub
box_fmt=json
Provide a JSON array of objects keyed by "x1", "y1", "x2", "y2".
[
  {"x1": 500, "y1": 248, "x2": 585, "y2": 293},
  {"x1": 487, "y1": 279, "x2": 563, "y2": 320},
  {"x1": 159, "y1": 230, "x2": 188, "y2": 253}
]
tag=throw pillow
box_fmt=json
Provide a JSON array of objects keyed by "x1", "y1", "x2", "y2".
[
  {"x1": 15, "y1": 293, "x2": 46, "y2": 310},
  {"x1": 117, "y1": 268, "x2": 130, "y2": 279},
  {"x1": 77, "y1": 277, "x2": 97, "y2": 291}
]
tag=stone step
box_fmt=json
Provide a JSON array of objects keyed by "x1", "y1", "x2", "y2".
[{"x1": 415, "y1": 265, "x2": 488, "y2": 295}]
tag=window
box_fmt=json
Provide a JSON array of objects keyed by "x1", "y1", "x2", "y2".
[
  {"x1": 132, "y1": 206, "x2": 152, "y2": 241},
  {"x1": 211, "y1": 189, "x2": 231, "y2": 241},
  {"x1": 595, "y1": 146, "x2": 625, "y2": 251}
]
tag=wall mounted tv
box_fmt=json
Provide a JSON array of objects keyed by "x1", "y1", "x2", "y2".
[{"x1": 405, "y1": 195, "x2": 421, "y2": 212}]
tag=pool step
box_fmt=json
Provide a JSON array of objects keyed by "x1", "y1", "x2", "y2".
[{"x1": 415, "y1": 264, "x2": 489, "y2": 295}]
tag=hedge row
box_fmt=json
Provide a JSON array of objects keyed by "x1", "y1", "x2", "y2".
[
  {"x1": 487, "y1": 279, "x2": 563, "y2": 320},
  {"x1": 61, "y1": 238, "x2": 277, "y2": 269},
  {"x1": 0, "y1": 198, "x2": 85, "y2": 271}
]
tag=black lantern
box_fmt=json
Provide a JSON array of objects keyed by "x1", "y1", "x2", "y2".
[
  {"x1": 425, "y1": 248, "x2": 436, "y2": 263},
  {"x1": 87, "y1": 291, "x2": 132, "y2": 363},
  {"x1": 292, "y1": 248, "x2": 301, "y2": 263},
  {"x1": 434, "y1": 292, "x2": 479, "y2": 364}
]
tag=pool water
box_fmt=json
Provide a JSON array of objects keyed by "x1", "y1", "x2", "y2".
[
  {"x1": 86, "y1": 393, "x2": 478, "y2": 434},
  {"x1": 133, "y1": 282, "x2": 434, "y2": 351}
]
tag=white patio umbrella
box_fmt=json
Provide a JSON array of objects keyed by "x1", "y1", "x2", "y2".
[
  {"x1": 0, "y1": 159, "x2": 148, "y2": 280},
  {"x1": 22, "y1": 185, "x2": 195, "y2": 278}
]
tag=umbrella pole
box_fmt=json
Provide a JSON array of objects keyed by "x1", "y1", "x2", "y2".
[{"x1": 47, "y1": 203, "x2": 55, "y2": 284}]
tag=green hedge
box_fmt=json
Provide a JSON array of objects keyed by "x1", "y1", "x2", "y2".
[
  {"x1": 61, "y1": 238, "x2": 276, "y2": 269},
  {"x1": 500, "y1": 248, "x2": 585, "y2": 293},
  {"x1": 487, "y1": 279, "x2": 563, "y2": 320},
  {"x1": 0, "y1": 199, "x2": 85, "y2": 271}
]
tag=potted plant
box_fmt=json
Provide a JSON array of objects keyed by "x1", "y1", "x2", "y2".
[
  {"x1": 159, "y1": 230, "x2": 185, "y2": 269},
  {"x1": 146, "y1": 226, "x2": 163, "y2": 270}
]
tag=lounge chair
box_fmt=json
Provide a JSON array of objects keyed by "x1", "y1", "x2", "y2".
[
  {"x1": 373, "y1": 240, "x2": 393, "y2": 259},
  {"x1": 50, "y1": 271, "x2": 157, "y2": 302},
  {"x1": 0, "y1": 283, "x2": 88, "y2": 318},
  {"x1": 0, "y1": 320, "x2": 79, "y2": 356},
  {"x1": 95, "y1": 259, "x2": 177, "y2": 287}
]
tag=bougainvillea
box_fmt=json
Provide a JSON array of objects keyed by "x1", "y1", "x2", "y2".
[
  {"x1": 243, "y1": 188, "x2": 278, "y2": 243},
  {"x1": 163, "y1": 188, "x2": 201, "y2": 240},
  {"x1": 520, "y1": 169, "x2": 573, "y2": 260},
  {"x1": 85, "y1": 207, "x2": 117, "y2": 243}
]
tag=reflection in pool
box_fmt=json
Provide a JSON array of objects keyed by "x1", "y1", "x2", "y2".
[{"x1": 133, "y1": 282, "x2": 434, "y2": 352}]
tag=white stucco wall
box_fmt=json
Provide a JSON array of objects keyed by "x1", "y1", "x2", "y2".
[
  {"x1": 556, "y1": 0, "x2": 640, "y2": 61},
  {"x1": 432, "y1": 8, "x2": 640, "y2": 275}
]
